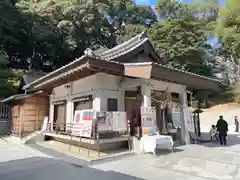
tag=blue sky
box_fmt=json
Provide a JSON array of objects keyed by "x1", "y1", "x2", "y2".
[{"x1": 134, "y1": 0, "x2": 225, "y2": 6}]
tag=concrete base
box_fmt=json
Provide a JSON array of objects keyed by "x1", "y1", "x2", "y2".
[
  {"x1": 131, "y1": 136, "x2": 141, "y2": 154},
  {"x1": 23, "y1": 131, "x2": 45, "y2": 144},
  {"x1": 45, "y1": 133, "x2": 129, "y2": 151}
]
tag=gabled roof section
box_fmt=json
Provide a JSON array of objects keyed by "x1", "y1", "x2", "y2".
[
  {"x1": 94, "y1": 32, "x2": 164, "y2": 64},
  {"x1": 22, "y1": 32, "x2": 223, "y2": 92},
  {"x1": 22, "y1": 71, "x2": 47, "y2": 85},
  {"x1": 19, "y1": 71, "x2": 47, "y2": 91},
  {"x1": 23, "y1": 32, "x2": 163, "y2": 91}
]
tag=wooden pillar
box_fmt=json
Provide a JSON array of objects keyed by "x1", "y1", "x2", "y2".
[{"x1": 20, "y1": 105, "x2": 24, "y2": 138}]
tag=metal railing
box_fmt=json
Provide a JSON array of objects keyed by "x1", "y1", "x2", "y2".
[{"x1": 45, "y1": 121, "x2": 131, "y2": 157}]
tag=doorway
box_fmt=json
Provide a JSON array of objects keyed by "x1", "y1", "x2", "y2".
[
  {"x1": 125, "y1": 98, "x2": 141, "y2": 137},
  {"x1": 53, "y1": 102, "x2": 66, "y2": 132}
]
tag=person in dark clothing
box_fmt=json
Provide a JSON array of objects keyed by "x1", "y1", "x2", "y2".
[
  {"x1": 235, "y1": 116, "x2": 239, "y2": 132},
  {"x1": 216, "y1": 115, "x2": 228, "y2": 145}
]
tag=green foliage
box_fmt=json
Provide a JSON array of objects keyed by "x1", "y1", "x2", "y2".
[
  {"x1": 117, "y1": 24, "x2": 146, "y2": 44},
  {"x1": 0, "y1": 50, "x2": 22, "y2": 98},
  {"x1": 0, "y1": 0, "x2": 237, "y2": 100},
  {"x1": 216, "y1": 0, "x2": 240, "y2": 59},
  {"x1": 148, "y1": 18, "x2": 214, "y2": 76},
  {"x1": 155, "y1": 0, "x2": 191, "y2": 20}
]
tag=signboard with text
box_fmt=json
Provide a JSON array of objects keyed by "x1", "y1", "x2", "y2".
[
  {"x1": 141, "y1": 106, "x2": 156, "y2": 135},
  {"x1": 71, "y1": 109, "x2": 94, "y2": 138},
  {"x1": 96, "y1": 111, "x2": 127, "y2": 132}
]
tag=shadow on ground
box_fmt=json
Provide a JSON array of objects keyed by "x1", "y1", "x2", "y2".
[
  {"x1": 154, "y1": 147, "x2": 184, "y2": 156},
  {"x1": 0, "y1": 156, "x2": 144, "y2": 180},
  {"x1": 28, "y1": 144, "x2": 90, "y2": 166},
  {"x1": 198, "y1": 132, "x2": 240, "y2": 148}
]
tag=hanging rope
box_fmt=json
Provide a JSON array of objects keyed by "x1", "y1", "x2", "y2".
[{"x1": 148, "y1": 96, "x2": 172, "y2": 109}]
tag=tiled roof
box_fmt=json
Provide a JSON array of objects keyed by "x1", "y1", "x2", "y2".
[
  {"x1": 22, "y1": 71, "x2": 47, "y2": 85},
  {"x1": 93, "y1": 32, "x2": 150, "y2": 61},
  {"x1": 23, "y1": 32, "x2": 222, "y2": 90}
]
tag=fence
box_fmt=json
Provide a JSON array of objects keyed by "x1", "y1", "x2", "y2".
[
  {"x1": 45, "y1": 121, "x2": 131, "y2": 157},
  {"x1": 0, "y1": 103, "x2": 11, "y2": 135}
]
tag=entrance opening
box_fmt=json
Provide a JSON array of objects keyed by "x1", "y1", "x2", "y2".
[
  {"x1": 53, "y1": 101, "x2": 66, "y2": 132},
  {"x1": 125, "y1": 90, "x2": 141, "y2": 137}
]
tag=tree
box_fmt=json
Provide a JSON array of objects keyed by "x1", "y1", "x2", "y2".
[
  {"x1": 116, "y1": 24, "x2": 145, "y2": 44},
  {"x1": 215, "y1": 0, "x2": 240, "y2": 85},
  {"x1": 155, "y1": 0, "x2": 191, "y2": 20},
  {"x1": 0, "y1": 49, "x2": 22, "y2": 98},
  {"x1": 107, "y1": 0, "x2": 156, "y2": 44},
  {"x1": 148, "y1": 17, "x2": 214, "y2": 76},
  {"x1": 107, "y1": 0, "x2": 157, "y2": 28},
  {"x1": 216, "y1": 0, "x2": 240, "y2": 59}
]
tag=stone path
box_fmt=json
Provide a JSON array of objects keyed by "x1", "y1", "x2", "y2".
[
  {"x1": 92, "y1": 133, "x2": 240, "y2": 180},
  {"x1": 2, "y1": 134, "x2": 240, "y2": 179},
  {"x1": 0, "y1": 137, "x2": 140, "y2": 180}
]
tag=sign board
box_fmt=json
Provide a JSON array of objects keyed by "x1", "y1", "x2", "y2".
[
  {"x1": 111, "y1": 112, "x2": 127, "y2": 132},
  {"x1": 96, "y1": 111, "x2": 127, "y2": 132},
  {"x1": 187, "y1": 108, "x2": 195, "y2": 132},
  {"x1": 141, "y1": 107, "x2": 156, "y2": 135},
  {"x1": 71, "y1": 109, "x2": 94, "y2": 138},
  {"x1": 96, "y1": 111, "x2": 110, "y2": 132},
  {"x1": 41, "y1": 116, "x2": 49, "y2": 132}
]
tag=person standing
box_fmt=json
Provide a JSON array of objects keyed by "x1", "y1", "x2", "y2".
[
  {"x1": 235, "y1": 116, "x2": 239, "y2": 132},
  {"x1": 216, "y1": 115, "x2": 228, "y2": 145}
]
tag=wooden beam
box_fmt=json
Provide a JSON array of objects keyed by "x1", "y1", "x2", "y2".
[{"x1": 120, "y1": 78, "x2": 143, "y2": 89}]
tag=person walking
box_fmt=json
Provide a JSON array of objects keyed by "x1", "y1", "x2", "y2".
[
  {"x1": 216, "y1": 115, "x2": 228, "y2": 145},
  {"x1": 235, "y1": 116, "x2": 239, "y2": 132}
]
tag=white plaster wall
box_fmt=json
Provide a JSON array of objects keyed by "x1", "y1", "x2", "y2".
[
  {"x1": 50, "y1": 73, "x2": 187, "y2": 123},
  {"x1": 52, "y1": 85, "x2": 68, "y2": 99},
  {"x1": 66, "y1": 99, "x2": 74, "y2": 124},
  {"x1": 96, "y1": 90, "x2": 125, "y2": 111},
  {"x1": 52, "y1": 73, "x2": 121, "y2": 100},
  {"x1": 50, "y1": 73, "x2": 124, "y2": 122},
  {"x1": 95, "y1": 73, "x2": 121, "y2": 90}
]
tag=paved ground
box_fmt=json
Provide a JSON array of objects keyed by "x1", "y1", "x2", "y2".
[
  {"x1": 92, "y1": 133, "x2": 240, "y2": 180},
  {"x1": 0, "y1": 137, "x2": 139, "y2": 180},
  {"x1": 1, "y1": 134, "x2": 240, "y2": 180}
]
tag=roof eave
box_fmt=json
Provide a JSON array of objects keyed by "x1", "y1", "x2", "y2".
[
  {"x1": 26, "y1": 59, "x2": 124, "y2": 92},
  {"x1": 151, "y1": 64, "x2": 222, "y2": 91},
  {"x1": 2, "y1": 94, "x2": 25, "y2": 103},
  {"x1": 23, "y1": 55, "x2": 89, "y2": 90},
  {"x1": 123, "y1": 62, "x2": 222, "y2": 91}
]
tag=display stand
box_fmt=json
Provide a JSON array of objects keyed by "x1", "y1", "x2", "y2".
[{"x1": 140, "y1": 134, "x2": 173, "y2": 155}]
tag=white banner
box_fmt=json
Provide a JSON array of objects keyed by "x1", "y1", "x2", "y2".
[
  {"x1": 96, "y1": 111, "x2": 110, "y2": 132},
  {"x1": 96, "y1": 111, "x2": 127, "y2": 132},
  {"x1": 71, "y1": 109, "x2": 94, "y2": 138},
  {"x1": 41, "y1": 116, "x2": 49, "y2": 132},
  {"x1": 141, "y1": 106, "x2": 157, "y2": 135},
  {"x1": 111, "y1": 112, "x2": 127, "y2": 132},
  {"x1": 186, "y1": 108, "x2": 195, "y2": 132}
]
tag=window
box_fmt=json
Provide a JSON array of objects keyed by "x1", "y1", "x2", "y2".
[
  {"x1": 73, "y1": 96, "x2": 93, "y2": 111},
  {"x1": 107, "y1": 98, "x2": 118, "y2": 111},
  {"x1": 171, "y1": 92, "x2": 179, "y2": 99}
]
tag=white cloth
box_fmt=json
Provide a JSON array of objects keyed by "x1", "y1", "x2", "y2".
[{"x1": 140, "y1": 135, "x2": 173, "y2": 155}]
